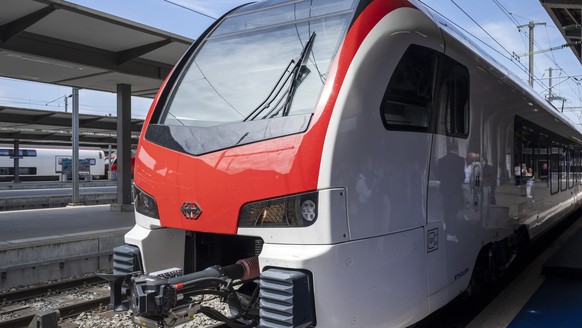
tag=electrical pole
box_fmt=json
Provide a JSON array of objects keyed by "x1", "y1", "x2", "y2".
[
  {"x1": 71, "y1": 87, "x2": 80, "y2": 205},
  {"x1": 518, "y1": 21, "x2": 546, "y2": 87},
  {"x1": 548, "y1": 67, "x2": 554, "y2": 99},
  {"x1": 545, "y1": 67, "x2": 566, "y2": 111}
]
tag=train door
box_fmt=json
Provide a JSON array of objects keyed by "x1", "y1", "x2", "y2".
[{"x1": 426, "y1": 49, "x2": 481, "y2": 299}]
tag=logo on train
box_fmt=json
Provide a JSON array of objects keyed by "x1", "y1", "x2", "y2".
[{"x1": 181, "y1": 202, "x2": 202, "y2": 219}]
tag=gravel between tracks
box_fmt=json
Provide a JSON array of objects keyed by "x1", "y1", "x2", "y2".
[
  {"x1": 65, "y1": 297, "x2": 229, "y2": 327},
  {"x1": 1, "y1": 277, "x2": 232, "y2": 327}
]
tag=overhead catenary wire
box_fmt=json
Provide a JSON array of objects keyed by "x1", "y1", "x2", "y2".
[
  {"x1": 491, "y1": 0, "x2": 581, "y2": 105},
  {"x1": 420, "y1": 0, "x2": 582, "y2": 127},
  {"x1": 488, "y1": 0, "x2": 582, "y2": 119},
  {"x1": 491, "y1": 0, "x2": 520, "y2": 26},
  {"x1": 449, "y1": 0, "x2": 522, "y2": 64},
  {"x1": 418, "y1": 0, "x2": 543, "y2": 89}
]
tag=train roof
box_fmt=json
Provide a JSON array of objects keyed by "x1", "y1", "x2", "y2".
[
  {"x1": 412, "y1": 0, "x2": 582, "y2": 145},
  {"x1": 0, "y1": 144, "x2": 103, "y2": 151}
]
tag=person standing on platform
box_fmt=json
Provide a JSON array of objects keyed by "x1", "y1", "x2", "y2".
[{"x1": 525, "y1": 167, "x2": 534, "y2": 198}]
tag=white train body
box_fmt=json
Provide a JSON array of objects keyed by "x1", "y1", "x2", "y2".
[
  {"x1": 0, "y1": 146, "x2": 106, "y2": 180},
  {"x1": 116, "y1": 0, "x2": 582, "y2": 327}
]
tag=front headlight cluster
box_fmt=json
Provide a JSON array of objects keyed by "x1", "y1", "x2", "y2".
[
  {"x1": 239, "y1": 191, "x2": 318, "y2": 227},
  {"x1": 134, "y1": 185, "x2": 159, "y2": 219}
]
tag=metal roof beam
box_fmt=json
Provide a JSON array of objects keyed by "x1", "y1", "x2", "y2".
[
  {"x1": 565, "y1": 9, "x2": 579, "y2": 25},
  {"x1": 32, "y1": 112, "x2": 57, "y2": 122},
  {"x1": 116, "y1": 39, "x2": 173, "y2": 66},
  {"x1": 0, "y1": 31, "x2": 173, "y2": 81},
  {"x1": 1, "y1": 112, "x2": 67, "y2": 127},
  {"x1": 0, "y1": 5, "x2": 56, "y2": 43},
  {"x1": 80, "y1": 117, "x2": 105, "y2": 125},
  {"x1": 0, "y1": 110, "x2": 143, "y2": 132},
  {"x1": 0, "y1": 131, "x2": 138, "y2": 146},
  {"x1": 32, "y1": 0, "x2": 193, "y2": 44}
]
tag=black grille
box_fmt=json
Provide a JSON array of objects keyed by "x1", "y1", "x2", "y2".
[
  {"x1": 112, "y1": 245, "x2": 142, "y2": 274},
  {"x1": 259, "y1": 268, "x2": 314, "y2": 328}
]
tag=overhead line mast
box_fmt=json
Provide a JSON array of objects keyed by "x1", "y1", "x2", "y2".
[{"x1": 517, "y1": 21, "x2": 546, "y2": 87}]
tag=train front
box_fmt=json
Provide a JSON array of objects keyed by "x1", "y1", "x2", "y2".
[{"x1": 107, "y1": 1, "x2": 421, "y2": 327}]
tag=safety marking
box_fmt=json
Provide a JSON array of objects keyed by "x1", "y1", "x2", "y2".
[{"x1": 427, "y1": 228, "x2": 438, "y2": 253}]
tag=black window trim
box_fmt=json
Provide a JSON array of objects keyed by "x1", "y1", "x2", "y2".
[{"x1": 380, "y1": 44, "x2": 470, "y2": 138}]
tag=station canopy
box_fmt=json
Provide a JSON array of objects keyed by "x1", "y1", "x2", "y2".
[
  {"x1": 0, "y1": 0, "x2": 194, "y2": 146},
  {"x1": 541, "y1": 0, "x2": 582, "y2": 64},
  {"x1": 0, "y1": 105, "x2": 142, "y2": 147},
  {"x1": 0, "y1": 0, "x2": 193, "y2": 97}
]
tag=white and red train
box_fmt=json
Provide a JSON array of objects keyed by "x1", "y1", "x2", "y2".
[
  {"x1": 108, "y1": 0, "x2": 582, "y2": 327},
  {"x1": 0, "y1": 146, "x2": 106, "y2": 181}
]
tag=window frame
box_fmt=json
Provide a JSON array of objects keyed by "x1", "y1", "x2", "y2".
[
  {"x1": 380, "y1": 44, "x2": 439, "y2": 133},
  {"x1": 441, "y1": 57, "x2": 470, "y2": 138},
  {"x1": 380, "y1": 44, "x2": 470, "y2": 138}
]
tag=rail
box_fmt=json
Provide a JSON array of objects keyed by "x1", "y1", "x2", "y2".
[{"x1": 0, "y1": 275, "x2": 109, "y2": 328}]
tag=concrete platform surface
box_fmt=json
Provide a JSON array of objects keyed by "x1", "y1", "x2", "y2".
[
  {"x1": 508, "y1": 278, "x2": 582, "y2": 327},
  {"x1": 467, "y1": 216, "x2": 582, "y2": 328},
  {"x1": 0, "y1": 204, "x2": 134, "y2": 248}
]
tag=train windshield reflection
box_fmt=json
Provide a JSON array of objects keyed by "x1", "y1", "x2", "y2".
[{"x1": 161, "y1": 0, "x2": 356, "y2": 127}]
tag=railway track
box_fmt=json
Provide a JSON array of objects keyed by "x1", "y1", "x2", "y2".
[{"x1": 0, "y1": 275, "x2": 109, "y2": 328}]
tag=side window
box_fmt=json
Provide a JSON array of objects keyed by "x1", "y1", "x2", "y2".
[
  {"x1": 0, "y1": 149, "x2": 37, "y2": 157},
  {"x1": 380, "y1": 45, "x2": 437, "y2": 132},
  {"x1": 438, "y1": 57, "x2": 470, "y2": 138},
  {"x1": 23, "y1": 150, "x2": 37, "y2": 157},
  {"x1": 560, "y1": 148, "x2": 567, "y2": 192},
  {"x1": 566, "y1": 149, "x2": 574, "y2": 189}
]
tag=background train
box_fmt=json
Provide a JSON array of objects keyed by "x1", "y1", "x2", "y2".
[
  {"x1": 106, "y1": 0, "x2": 582, "y2": 327},
  {"x1": 0, "y1": 146, "x2": 106, "y2": 181}
]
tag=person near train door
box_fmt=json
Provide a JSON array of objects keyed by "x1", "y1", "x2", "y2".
[
  {"x1": 514, "y1": 163, "x2": 522, "y2": 186},
  {"x1": 436, "y1": 144, "x2": 465, "y2": 222},
  {"x1": 482, "y1": 157, "x2": 497, "y2": 205},
  {"x1": 525, "y1": 167, "x2": 534, "y2": 198},
  {"x1": 463, "y1": 152, "x2": 480, "y2": 213}
]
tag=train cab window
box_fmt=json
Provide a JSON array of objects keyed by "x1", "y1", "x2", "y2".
[
  {"x1": 381, "y1": 45, "x2": 437, "y2": 132},
  {"x1": 440, "y1": 57, "x2": 470, "y2": 138}
]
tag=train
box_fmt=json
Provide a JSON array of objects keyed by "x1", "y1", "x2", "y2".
[
  {"x1": 104, "y1": 0, "x2": 582, "y2": 327},
  {"x1": 0, "y1": 146, "x2": 106, "y2": 181}
]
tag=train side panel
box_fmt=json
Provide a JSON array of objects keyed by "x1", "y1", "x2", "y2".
[
  {"x1": 0, "y1": 147, "x2": 106, "y2": 180},
  {"x1": 428, "y1": 15, "x2": 582, "y2": 310},
  {"x1": 319, "y1": 4, "x2": 442, "y2": 322},
  {"x1": 259, "y1": 229, "x2": 427, "y2": 328}
]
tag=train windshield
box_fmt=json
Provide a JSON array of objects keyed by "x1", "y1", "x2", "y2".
[{"x1": 161, "y1": 0, "x2": 356, "y2": 128}]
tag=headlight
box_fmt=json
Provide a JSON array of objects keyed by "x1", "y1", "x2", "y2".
[
  {"x1": 238, "y1": 191, "x2": 318, "y2": 227},
  {"x1": 134, "y1": 185, "x2": 159, "y2": 219}
]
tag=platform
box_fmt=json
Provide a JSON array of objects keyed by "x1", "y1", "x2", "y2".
[
  {"x1": 0, "y1": 204, "x2": 133, "y2": 244},
  {"x1": 0, "y1": 204, "x2": 134, "y2": 290},
  {"x1": 468, "y1": 215, "x2": 582, "y2": 328},
  {"x1": 507, "y1": 228, "x2": 582, "y2": 327},
  {"x1": 0, "y1": 180, "x2": 119, "y2": 210}
]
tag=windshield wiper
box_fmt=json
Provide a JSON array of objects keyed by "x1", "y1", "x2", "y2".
[{"x1": 244, "y1": 31, "x2": 316, "y2": 121}]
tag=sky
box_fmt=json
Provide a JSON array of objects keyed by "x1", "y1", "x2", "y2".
[{"x1": 1, "y1": 0, "x2": 582, "y2": 127}]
